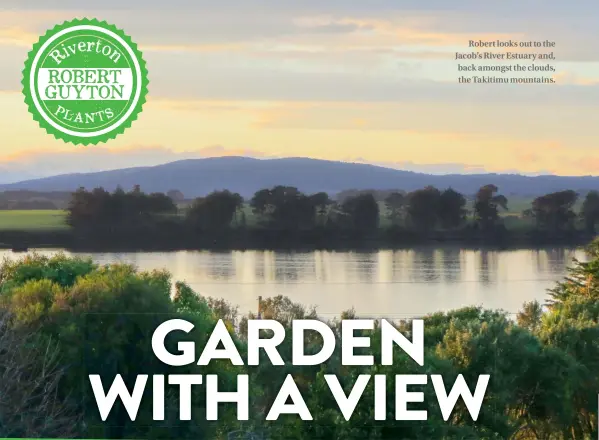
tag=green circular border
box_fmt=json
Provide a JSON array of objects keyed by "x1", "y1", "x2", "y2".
[
  {"x1": 22, "y1": 18, "x2": 149, "y2": 145},
  {"x1": 34, "y1": 31, "x2": 138, "y2": 133}
]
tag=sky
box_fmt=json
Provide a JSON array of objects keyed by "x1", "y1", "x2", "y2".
[{"x1": 0, "y1": 0, "x2": 598, "y2": 182}]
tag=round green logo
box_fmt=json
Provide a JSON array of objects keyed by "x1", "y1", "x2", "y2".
[{"x1": 22, "y1": 18, "x2": 149, "y2": 145}]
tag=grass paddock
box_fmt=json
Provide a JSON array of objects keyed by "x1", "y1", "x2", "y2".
[{"x1": 0, "y1": 210, "x2": 68, "y2": 231}]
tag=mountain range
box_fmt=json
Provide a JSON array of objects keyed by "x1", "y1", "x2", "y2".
[{"x1": 1, "y1": 156, "x2": 598, "y2": 198}]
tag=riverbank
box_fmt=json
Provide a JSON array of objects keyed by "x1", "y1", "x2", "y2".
[{"x1": 0, "y1": 227, "x2": 593, "y2": 252}]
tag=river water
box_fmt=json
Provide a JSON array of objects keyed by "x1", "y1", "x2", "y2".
[{"x1": 0, "y1": 247, "x2": 587, "y2": 318}]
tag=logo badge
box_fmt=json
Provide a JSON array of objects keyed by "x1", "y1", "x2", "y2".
[{"x1": 22, "y1": 18, "x2": 149, "y2": 145}]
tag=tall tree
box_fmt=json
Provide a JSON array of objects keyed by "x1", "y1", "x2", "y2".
[
  {"x1": 581, "y1": 190, "x2": 599, "y2": 234},
  {"x1": 437, "y1": 188, "x2": 467, "y2": 229},
  {"x1": 406, "y1": 186, "x2": 441, "y2": 232},
  {"x1": 341, "y1": 193, "x2": 379, "y2": 231},
  {"x1": 474, "y1": 184, "x2": 508, "y2": 231},
  {"x1": 531, "y1": 190, "x2": 578, "y2": 233},
  {"x1": 186, "y1": 190, "x2": 243, "y2": 231}
]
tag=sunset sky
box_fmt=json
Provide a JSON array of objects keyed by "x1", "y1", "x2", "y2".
[{"x1": 0, "y1": 0, "x2": 598, "y2": 181}]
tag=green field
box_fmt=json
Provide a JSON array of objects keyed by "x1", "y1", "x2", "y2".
[{"x1": 0, "y1": 210, "x2": 68, "y2": 231}]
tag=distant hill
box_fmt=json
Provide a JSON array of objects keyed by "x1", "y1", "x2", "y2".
[
  {"x1": 1, "y1": 156, "x2": 599, "y2": 198},
  {"x1": 0, "y1": 167, "x2": 41, "y2": 184}
]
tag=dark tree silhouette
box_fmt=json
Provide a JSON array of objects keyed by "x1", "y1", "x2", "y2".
[
  {"x1": 438, "y1": 188, "x2": 467, "y2": 229},
  {"x1": 341, "y1": 193, "x2": 379, "y2": 231},
  {"x1": 474, "y1": 184, "x2": 508, "y2": 231},
  {"x1": 59, "y1": 182, "x2": 595, "y2": 246},
  {"x1": 250, "y1": 186, "x2": 319, "y2": 230},
  {"x1": 532, "y1": 190, "x2": 578, "y2": 233},
  {"x1": 581, "y1": 191, "x2": 599, "y2": 234},
  {"x1": 406, "y1": 186, "x2": 441, "y2": 232},
  {"x1": 67, "y1": 186, "x2": 177, "y2": 232},
  {"x1": 186, "y1": 190, "x2": 243, "y2": 231}
]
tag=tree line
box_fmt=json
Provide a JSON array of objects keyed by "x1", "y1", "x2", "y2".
[
  {"x1": 63, "y1": 184, "x2": 599, "y2": 247},
  {"x1": 1, "y1": 243, "x2": 599, "y2": 438},
  {"x1": 0, "y1": 190, "x2": 72, "y2": 210}
]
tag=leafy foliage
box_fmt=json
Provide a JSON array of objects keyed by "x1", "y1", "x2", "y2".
[
  {"x1": 340, "y1": 193, "x2": 380, "y2": 231},
  {"x1": 581, "y1": 191, "x2": 599, "y2": 234},
  {"x1": 1, "y1": 247, "x2": 599, "y2": 439},
  {"x1": 532, "y1": 190, "x2": 578, "y2": 233},
  {"x1": 67, "y1": 186, "x2": 177, "y2": 232},
  {"x1": 406, "y1": 186, "x2": 441, "y2": 232},
  {"x1": 475, "y1": 184, "x2": 508, "y2": 232},
  {"x1": 186, "y1": 190, "x2": 243, "y2": 231}
]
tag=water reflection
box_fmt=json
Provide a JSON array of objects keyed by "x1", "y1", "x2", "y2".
[
  {"x1": 411, "y1": 248, "x2": 440, "y2": 283},
  {"x1": 440, "y1": 248, "x2": 462, "y2": 283},
  {"x1": 0, "y1": 247, "x2": 587, "y2": 319},
  {"x1": 211, "y1": 252, "x2": 235, "y2": 280},
  {"x1": 477, "y1": 250, "x2": 497, "y2": 286}
]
